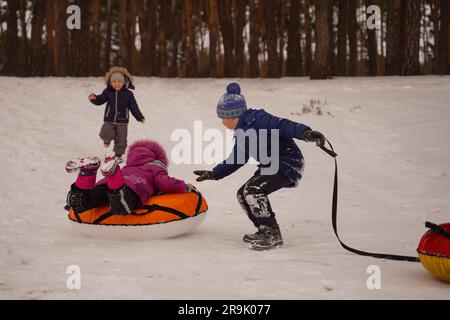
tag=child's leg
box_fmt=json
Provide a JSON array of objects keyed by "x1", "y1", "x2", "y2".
[
  {"x1": 106, "y1": 167, "x2": 125, "y2": 190},
  {"x1": 113, "y1": 124, "x2": 128, "y2": 156},
  {"x1": 67, "y1": 184, "x2": 109, "y2": 213},
  {"x1": 75, "y1": 172, "x2": 97, "y2": 190},
  {"x1": 66, "y1": 157, "x2": 101, "y2": 212},
  {"x1": 107, "y1": 186, "x2": 140, "y2": 215},
  {"x1": 236, "y1": 173, "x2": 293, "y2": 228},
  {"x1": 99, "y1": 123, "x2": 116, "y2": 146},
  {"x1": 237, "y1": 173, "x2": 294, "y2": 250},
  {"x1": 100, "y1": 154, "x2": 138, "y2": 214}
]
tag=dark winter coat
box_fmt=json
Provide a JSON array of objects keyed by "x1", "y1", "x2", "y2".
[
  {"x1": 90, "y1": 85, "x2": 144, "y2": 124},
  {"x1": 212, "y1": 108, "x2": 311, "y2": 183},
  {"x1": 96, "y1": 140, "x2": 187, "y2": 205}
]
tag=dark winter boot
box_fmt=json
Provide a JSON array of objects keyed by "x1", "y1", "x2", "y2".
[
  {"x1": 66, "y1": 187, "x2": 90, "y2": 213},
  {"x1": 249, "y1": 225, "x2": 284, "y2": 251},
  {"x1": 107, "y1": 187, "x2": 134, "y2": 215},
  {"x1": 243, "y1": 227, "x2": 266, "y2": 243}
]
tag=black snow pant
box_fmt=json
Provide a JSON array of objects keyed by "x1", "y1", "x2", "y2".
[
  {"x1": 68, "y1": 183, "x2": 140, "y2": 214},
  {"x1": 236, "y1": 172, "x2": 295, "y2": 228}
]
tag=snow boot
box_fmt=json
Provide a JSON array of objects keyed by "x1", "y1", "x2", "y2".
[
  {"x1": 107, "y1": 187, "x2": 134, "y2": 215},
  {"x1": 65, "y1": 156, "x2": 101, "y2": 175},
  {"x1": 249, "y1": 225, "x2": 284, "y2": 251},
  {"x1": 100, "y1": 152, "x2": 120, "y2": 176},
  {"x1": 243, "y1": 227, "x2": 266, "y2": 243},
  {"x1": 66, "y1": 186, "x2": 90, "y2": 213}
]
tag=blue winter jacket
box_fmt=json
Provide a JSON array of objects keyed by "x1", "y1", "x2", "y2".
[
  {"x1": 212, "y1": 108, "x2": 311, "y2": 183},
  {"x1": 90, "y1": 85, "x2": 144, "y2": 124}
]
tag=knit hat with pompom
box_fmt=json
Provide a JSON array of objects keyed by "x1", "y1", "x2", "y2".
[{"x1": 216, "y1": 83, "x2": 247, "y2": 119}]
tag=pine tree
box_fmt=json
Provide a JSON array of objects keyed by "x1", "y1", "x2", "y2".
[
  {"x1": 311, "y1": 0, "x2": 331, "y2": 79},
  {"x1": 401, "y1": 0, "x2": 420, "y2": 75}
]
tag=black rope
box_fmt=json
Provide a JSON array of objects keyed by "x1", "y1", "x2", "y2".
[{"x1": 322, "y1": 139, "x2": 420, "y2": 263}]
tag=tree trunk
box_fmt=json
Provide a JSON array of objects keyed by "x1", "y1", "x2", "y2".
[
  {"x1": 233, "y1": 0, "x2": 246, "y2": 77},
  {"x1": 264, "y1": 0, "x2": 279, "y2": 77},
  {"x1": 287, "y1": 0, "x2": 302, "y2": 76},
  {"x1": 104, "y1": 0, "x2": 113, "y2": 72},
  {"x1": 328, "y1": 0, "x2": 336, "y2": 76},
  {"x1": 184, "y1": 0, "x2": 198, "y2": 77},
  {"x1": 278, "y1": 0, "x2": 287, "y2": 76},
  {"x1": 90, "y1": 0, "x2": 101, "y2": 75},
  {"x1": 348, "y1": 0, "x2": 358, "y2": 76},
  {"x1": 448, "y1": 1, "x2": 450, "y2": 74},
  {"x1": 304, "y1": 0, "x2": 312, "y2": 76},
  {"x1": 208, "y1": 0, "x2": 219, "y2": 77},
  {"x1": 337, "y1": 0, "x2": 348, "y2": 76},
  {"x1": 366, "y1": 0, "x2": 378, "y2": 76},
  {"x1": 401, "y1": 0, "x2": 420, "y2": 75},
  {"x1": 129, "y1": 0, "x2": 139, "y2": 74},
  {"x1": 438, "y1": 0, "x2": 449, "y2": 74},
  {"x1": 70, "y1": 0, "x2": 90, "y2": 76},
  {"x1": 140, "y1": 0, "x2": 158, "y2": 75},
  {"x1": 5, "y1": 0, "x2": 19, "y2": 75},
  {"x1": 30, "y1": 0, "x2": 46, "y2": 76},
  {"x1": 386, "y1": 0, "x2": 402, "y2": 75},
  {"x1": 57, "y1": 0, "x2": 69, "y2": 76},
  {"x1": 17, "y1": 0, "x2": 29, "y2": 76},
  {"x1": 45, "y1": 0, "x2": 55, "y2": 75},
  {"x1": 118, "y1": 0, "x2": 130, "y2": 68},
  {"x1": 217, "y1": 0, "x2": 236, "y2": 77},
  {"x1": 169, "y1": 0, "x2": 183, "y2": 77},
  {"x1": 249, "y1": 0, "x2": 260, "y2": 77},
  {"x1": 311, "y1": 0, "x2": 331, "y2": 79},
  {"x1": 139, "y1": 0, "x2": 151, "y2": 75}
]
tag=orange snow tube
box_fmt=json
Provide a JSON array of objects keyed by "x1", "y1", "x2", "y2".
[{"x1": 68, "y1": 191, "x2": 208, "y2": 226}]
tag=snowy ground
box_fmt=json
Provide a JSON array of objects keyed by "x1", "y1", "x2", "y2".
[{"x1": 0, "y1": 76, "x2": 449, "y2": 299}]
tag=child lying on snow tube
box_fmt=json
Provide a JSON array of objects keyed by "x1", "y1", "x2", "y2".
[{"x1": 65, "y1": 140, "x2": 196, "y2": 215}]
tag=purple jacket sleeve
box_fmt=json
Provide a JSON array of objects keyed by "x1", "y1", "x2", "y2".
[
  {"x1": 90, "y1": 89, "x2": 108, "y2": 106},
  {"x1": 128, "y1": 92, "x2": 144, "y2": 121},
  {"x1": 154, "y1": 171, "x2": 187, "y2": 193}
]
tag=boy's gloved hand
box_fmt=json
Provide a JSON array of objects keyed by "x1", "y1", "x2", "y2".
[
  {"x1": 139, "y1": 117, "x2": 145, "y2": 123},
  {"x1": 193, "y1": 170, "x2": 216, "y2": 182},
  {"x1": 303, "y1": 130, "x2": 326, "y2": 147}
]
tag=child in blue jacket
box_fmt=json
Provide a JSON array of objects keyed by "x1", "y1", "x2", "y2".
[
  {"x1": 89, "y1": 66, "x2": 145, "y2": 161},
  {"x1": 194, "y1": 83, "x2": 325, "y2": 250}
]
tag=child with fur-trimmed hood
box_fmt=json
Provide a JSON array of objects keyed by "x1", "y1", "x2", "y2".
[{"x1": 89, "y1": 66, "x2": 145, "y2": 160}]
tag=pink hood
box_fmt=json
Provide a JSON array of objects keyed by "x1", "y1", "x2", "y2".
[{"x1": 126, "y1": 140, "x2": 169, "y2": 167}]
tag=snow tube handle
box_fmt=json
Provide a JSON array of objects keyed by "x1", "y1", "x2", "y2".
[
  {"x1": 320, "y1": 144, "x2": 337, "y2": 158},
  {"x1": 425, "y1": 221, "x2": 450, "y2": 240}
]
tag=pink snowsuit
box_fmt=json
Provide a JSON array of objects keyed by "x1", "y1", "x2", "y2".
[{"x1": 95, "y1": 140, "x2": 187, "y2": 205}]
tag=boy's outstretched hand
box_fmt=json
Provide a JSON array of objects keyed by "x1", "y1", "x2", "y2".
[
  {"x1": 303, "y1": 130, "x2": 326, "y2": 147},
  {"x1": 139, "y1": 117, "x2": 145, "y2": 123},
  {"x1": 193, "y1": 170, "x2": 216, "y2": 182},
  {"x1": 88, "y1": 94, "x2": 96, "y2": 100}
]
